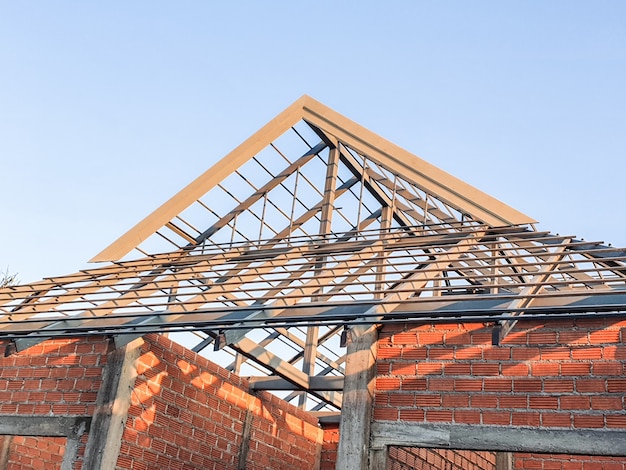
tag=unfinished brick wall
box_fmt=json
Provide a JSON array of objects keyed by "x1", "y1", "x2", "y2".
[
  {"x1": 0, "y1": 336, "x2": 110, "y2": 469},
  {"x1": 514, "y1": 453, "x2": 626, "y2": 469},
  {"x1": 0, "y1": 337, "x2": 109, "y2": 417},
  {"x1": 0, "y1": 334, "x2": 324, "y2": 469},
  {"x1": 120, "y1": 334, "x2": 323, "y2": 470},
  {"x1": 375, "y1": 318, "x2": 626, "y2": 466},
  {"x1": 4, "y1": 436, "x2": 65, "y2": 470},
  {"x1": 388, "y1": 447, "x2": 496, "y2": 470},
  {"x1": 320, "y1": 423, "x2": 340, "y2": 470}
]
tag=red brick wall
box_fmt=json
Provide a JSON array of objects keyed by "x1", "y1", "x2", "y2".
[
  {"x1": 388, "y1": 447, "x2": 496, "y2": 470},
  {"x1": 513, "y1": 453, "x2": 626, "y2": 469},
  {"x1": 320, "y1": 423, "x2": 340, "y2": 470},
  {"x1": 0, "y1": 334, "x2": 324, "y2": 469},
  {"x1": 375, "y1": 318, "x2": 626, "y2": 466},
  {"x1": 120, "y1": 334, "x2": 323, "y2": 470},
  {"x1": 0, "y1": 337, "x2": 109, "y2": 417},
  {"x1": 5, "y1": 435, "x2": 65, "y2": 470}
]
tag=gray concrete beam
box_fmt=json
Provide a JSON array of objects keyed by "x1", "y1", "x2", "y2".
[{"x1": 371, "y1": 421, "x2": 626, "y2": 456}]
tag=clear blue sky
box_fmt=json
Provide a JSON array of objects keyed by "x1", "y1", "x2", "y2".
[{"x1": 1, "y1": 2, "x2": 625, "y2": 283}]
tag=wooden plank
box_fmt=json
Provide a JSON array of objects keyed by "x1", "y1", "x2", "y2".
[
  {"x1": 300, "y1": 95, "x2": 535, "y2": 227},
  {"x1": 91, "y1": 96, "x2": 309, "y2": 262}
]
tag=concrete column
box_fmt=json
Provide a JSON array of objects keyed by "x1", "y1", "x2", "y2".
[
  {"x1": 336, "y1": 324, "x2": 378, "y2": 470},
  {"x1": 496, "y1": 452, "x2": 513, "y2": 470},
  {"x1": 82, "y1": 337, "x2": 143, "y2": 469}
]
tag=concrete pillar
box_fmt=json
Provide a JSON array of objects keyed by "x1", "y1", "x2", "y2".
[
  {"x1": 496, "y1": 451, "x2": 513, "y2": 470},
  {"x1": 82, "y1": 337, "x2": 143, "y2": 469},
  {"x1": 336, "y1": 324, "x2": 378, "y2": 470}
]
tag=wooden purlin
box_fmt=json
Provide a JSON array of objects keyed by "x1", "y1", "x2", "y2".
[{"x1": 92, "y1": 95, "x2": 535, "y2": 263}]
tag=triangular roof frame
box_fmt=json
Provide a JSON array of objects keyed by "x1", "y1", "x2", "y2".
[
  {"x1": 93, "y1": 95, "x2": 534, "y2": 263},
  {"x1": 2, "y1": 96, "x2": 626, "y2": 412}
]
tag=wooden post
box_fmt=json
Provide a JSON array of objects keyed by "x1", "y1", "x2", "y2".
[
  {"x1": 82, "y1": 338, "x2": 143, "y2": 469},
  {"x1": 336, "y1": 324, "x2": 378, "y2": 470}
]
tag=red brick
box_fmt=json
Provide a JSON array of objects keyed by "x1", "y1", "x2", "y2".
[
  {"x1": 418, "y1": 362, "x2": 443, "y2": 375},
  {"x1": 512, "y1": 412, "x2": 541, "y2": 426},
  {"x1": 442, "y1": 394, "x2": 470, "y2": 408},
  {"x1": 607, "y1": 379, "x2": 626, "y2": 393},
  {"x1": 528, "y1": 331, "x2": 557, "y2": 345},
  {"x1": 529, "y1": 396, "x2": 558, "y2": 409},
  {"x1": 454, "y1": 347, "x2": 483, "y2": 359},
  {"x1": 445, "y1": 332, "x2": 471, "y2": 345},
  {"x1": 428, "y1": 348, "x2": 454, "y2": 360},
  {"x1": 389, "y1": 394, "x2": 415, "y2": 407},
  {"x1": 511, "y1": 347, "x2": 540, "y2": 361},
  {"x1": 471, "y1": 395, "x2": 498, "y2": 408},
  {"x1": 483, "y1": 378, "x2": 512, "y2": 392},
  {"x1": 444, "y1": 363, "x2": 471, "y2": 375},
  {"x1": 513, "y1": 379, "x2": 542, "y2": 392},
  {"x1": 606, "y1": 415, "x2": 626, "y2": 428},
  {"x1": 391, "y1": 362, "x2": 416, "y2": 375},
  {"x1": 454, "y1": 410, "x2": 481, "y2": 424},
  {"x1": 593, "y1": 362, "x2": 623, "y2": 376},
  {"x1": 393, "y1": 332, "x2": 417, "y2": 344},
  {"x1": 374, "y1": 408, "x2": 398, "y2": 421},
  {"x1": 558, "y1": 331, "x2": 589, "y2": 345},
  {"x1": 426, "y1": 410, "x2": 453, "y2": 422},
  {"x1": 401, "y1": 348, "x2": 427, "y2": 360},
  {"x1": 572, "y1": 347, "x2": 603, "y2": 360},
  {"x1": 415, "y1": 394, "x2": 441, "y2": 407},
  {"x1": 577, "y1": 378, "x2": 607, "y2": 393},
  {"x1": 472, "y1": 363, "x2": 500, "y2": 376},
  {"x1": 402, "y1": 378, "x2": 427, "y2": 391},
  {"x1": 428, "y1": 378, "x2": 454, "y2": 391},
  {"x1": 589, "y1": 330, "x2": 620, "y2": 344},
  {"x1": 531, "y1": 363, "x2": 559, "y2": 376},
  {"x1": 573, "y1": 415, "x2": 605, "y2": 428},
  {"x1": 503, "y1": 363, "x2": 529, "y2": 376},
  {"x1": 499, "y1": 396, "x2": 529, "y2": 409},
  {"x1": 543, "y1": 379, "x2": 574, "y2": 393},
  {"x1": 560, "y1": 396, "x2": 591, "y2": 410},
  {"x1": 418, "y1": 332, "x2": 444, "y2": 345},
  {"x1": 377, "y1": 347, "x2": 401, "y2": 359},
  {"x1": 561, "y1": 363, "x2": 591, "y2": 376},
  {"x1": 483, "y1": 347, "x2": 511, "y2": 360},
  {"x1": 454, "y1": 379, "x2": 482, "y2": 392},
  {"x1": 603, "y1": 345, "x2": 626, "y2": 360},
  {"x1": 376, "y1": 378, "x2": 401, "y2": 390},
  {"x1": 541, "y1": 347, "x2": 571, "y2": 360},
  {"x1": 471, "y1": 332, "x2": 493, "y2": 345},
  {"x1": 399, "y1": 409, "x2": 424, "y2": 422},
  {"x1": 590, "y1": 396, "x2": 623, "y2": 410},
  {"x1": 541, "y1": 413, "x2": 572, "y2": 428},
  {"x1": 483, "y1": 410, "x2": 511, "y2": 425}
]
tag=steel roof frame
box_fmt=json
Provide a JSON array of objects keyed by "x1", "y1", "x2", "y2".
[{"x1": 2, "y1": 96, "x2": 625, "y2": 410}]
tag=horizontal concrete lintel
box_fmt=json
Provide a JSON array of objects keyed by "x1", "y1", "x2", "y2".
[
  {"x1": 371, "y1": 421, "x2": 626, "y2": 456},
  {"x1": 0, "y1": 415, "x2": 91, "y2": 438}
]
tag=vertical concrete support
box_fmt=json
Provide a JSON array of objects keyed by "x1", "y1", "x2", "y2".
[
  {"x1": 369, "y1": 446, "x2": 388, "y2": 470},
  {"x1": 83, "y1": 338, "x2": 143, "y2": 469},
  {"x1": 336, "y1": 324, "x2": 378, "y2": 470},
  {"x1": 0, "y1": 436, "x2": 12, "y2": 470},
  {"x1": 496, "y1": 452, "x2": 513, "y2": 470}
]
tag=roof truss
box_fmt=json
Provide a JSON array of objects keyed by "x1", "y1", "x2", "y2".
[{"x1": 1, "y1": 96, "x2": 625, "y2": 410}]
